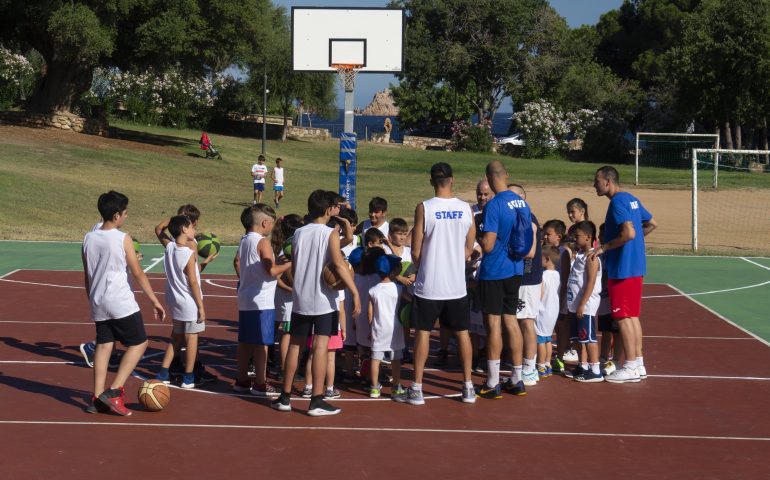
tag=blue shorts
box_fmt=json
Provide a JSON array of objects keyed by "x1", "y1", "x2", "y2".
[
  {"x1": 274, "y1": 185, "x2": 284, "y2": 191},
  {"x1": 569, "y1": 313, "x2": 597, "y2": 344},
  {"x1": 536, "y1": 335, "x2": 552, "y2": 345},
  {"x1": 254, "y1": 183, "x2": 265, "y2": 192},
  {"x1": 238, "y1": 309, "x2": 275, "y2": 345}
]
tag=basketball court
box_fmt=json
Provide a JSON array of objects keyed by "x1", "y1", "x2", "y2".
[{"x1": 1, "y1": 253, "x2": 769, "y2": 478}]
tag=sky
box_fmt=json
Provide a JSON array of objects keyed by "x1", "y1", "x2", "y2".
[{"x1": 273, "y1": 0, "x2": 624, "y2": 111}]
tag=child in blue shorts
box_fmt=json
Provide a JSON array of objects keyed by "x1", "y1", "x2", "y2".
[
  {"x1": 566, "y1": 221, "x2": 603, "y2": 382},
  {"x1": 233, "y1": 204, "x2": 291, "y2": 396}
]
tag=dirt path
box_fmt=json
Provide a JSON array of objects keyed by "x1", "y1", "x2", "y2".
[{"x1": 460, "y1": 184, "x2": 770, "y2": 254}]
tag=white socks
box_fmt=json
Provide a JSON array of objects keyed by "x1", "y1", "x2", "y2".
[
  {"x1": 523, "y1": 357, "x2": 536, "y2": 374},
  {"x1": 487, "y1": 359, "x2": 501, "y2": 388}
]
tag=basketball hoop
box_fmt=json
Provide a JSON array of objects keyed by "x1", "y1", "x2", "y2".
[{"x1": 332, "y1": 63, "x2": 363, "y2": 91}]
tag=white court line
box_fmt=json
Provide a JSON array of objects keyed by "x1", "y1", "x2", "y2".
[
  {"x1": 0, "y1": 269, "x2": 20, "y2": 279},
  {"x1": 0, "y1": 277, "x2": 237, "y2": 298},
  {"x1": 742, "y1": 257, "x2": 770, "y2": 273},
  {"x1": 643, "y1": 280, "x2": 770, "y2": 298},
  {"x1": 0, "y1": 320, "x2": 233, "y2": 328},
  {"x1": 666, "y1": 283, "x2": 770, "y2": 349},
  {"x1": 644, "y1": 335, "x2": 754, "y2": 340},
  {"x1": 143, "y1": 256, "x2": 164, "y2": 273},
  {"x1": 0, "y1": 420, "x2": 767, "y2": 442},
  {"x1": 205, "y1": 279, "x2": 236, "y2": 290}
]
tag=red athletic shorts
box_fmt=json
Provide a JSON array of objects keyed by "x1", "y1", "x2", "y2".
[{"x1": 608, "y1": 276, "x2": 643, "y2": 319}]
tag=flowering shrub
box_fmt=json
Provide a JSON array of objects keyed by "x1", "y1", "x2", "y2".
[
  {"x1": 451, "y1": 119, "x2": 493, "y2": 152},
  {"x1": 0, "y1": 47, "x2": 36, "y2": 109},
  {"x1": 89, "y1": 68, "x2": 235, "y2": 127},
  {"x1": 514, "y1": 100, "x2": 600, "y2": 157}
]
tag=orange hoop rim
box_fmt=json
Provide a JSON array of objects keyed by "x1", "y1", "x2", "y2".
[{"x1": 331, "y1": 63, "x2": 364, "y2": 71}]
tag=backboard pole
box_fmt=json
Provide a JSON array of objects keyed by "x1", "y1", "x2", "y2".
[{"x1": 338, "y1": 68, "x2": 358, "y2": 209}]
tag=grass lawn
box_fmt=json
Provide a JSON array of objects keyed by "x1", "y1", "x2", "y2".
[{"x1": 1, "y1": 119, "x2": 768, "y2": 245}]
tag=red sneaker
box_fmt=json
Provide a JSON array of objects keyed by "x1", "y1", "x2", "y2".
[
  {"x1": 84, "y1": 395, "x2": 109, "y2": 414},
  {"x1": 97, "y1": 388, "x2": 133, "y2": 416}
]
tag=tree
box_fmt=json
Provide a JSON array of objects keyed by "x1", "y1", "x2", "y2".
[
  {"x1": 670, "y1": 0, "x2": 770, "y2": 148},
  {"x1": 0, "y1": 0, "x2": 273, "y2": 114},
  {"x1": 391, "y1": 80, "x2": 473, "y2": 129},
  {"x1": 393, "y1": 0, "x2": 549, "y2": 122},
  {"x1": 248, "y1": 6, "x2": 336, "y2": 141}
]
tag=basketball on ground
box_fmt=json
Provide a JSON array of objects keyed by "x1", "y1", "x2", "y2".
[
  {"x1": 195, "y1": 232, "x2": 221, "y2": 258},
  {"x1": 322, "y1": 260, "x2": 352, "y2": 290},
  {"x1": 138, "y1": 379, "x2": 170, "y2": 412}
]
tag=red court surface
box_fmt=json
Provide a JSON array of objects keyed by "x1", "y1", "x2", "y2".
[{"x1": 1, "y1": 270, "x2": 769, "y2": 479}]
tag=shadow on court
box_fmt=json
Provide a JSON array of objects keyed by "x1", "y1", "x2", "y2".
[
  {"x1": 0, "y1": 374, "x2": 90, "y2": 409},
  {"x1": 0, "y1": 337, "x2": 84, "y2": 365}
]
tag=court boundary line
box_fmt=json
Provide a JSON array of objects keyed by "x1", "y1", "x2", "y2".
[
  {"x1": 0, "y1": 420, "x2": 767, "y2": 442},
  {"x1": 742, "y1": 257, "x2": 770, "y2": 272},
  {"x1": 5, "y1": 269, "x2": 769, "y2": 302},
  {"x1": 665, "y1": 283, "x2": 770, "y2": 348}
]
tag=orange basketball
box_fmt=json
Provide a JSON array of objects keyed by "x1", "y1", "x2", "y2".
[
  {"x1": 322, "y1": 261, "x2": 352, "y2": 290},
  {"x1": 138, "y1": 379, "x2": 170, "y2": 412}
]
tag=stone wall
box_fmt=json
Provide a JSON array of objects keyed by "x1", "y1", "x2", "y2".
[
  {"x1": 0, "y1": 110, "x2": 108, "y2": 136},
  {"x1": 286, "y1": 126, "x2": 331, "y2": 141},
  {"x1": 402, "y1": 135, "x2": 452, "y2": 150}
]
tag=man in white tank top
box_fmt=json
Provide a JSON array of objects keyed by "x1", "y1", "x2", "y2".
[
  {"x1": 408, "y1": 162, "x2": 477, "y2": 405},
  {"x1": 272, "y1": 190, "x2": 360, "y2": 416},
  {"x1": 82, "y1": 191, "x2": 165, "y2": 416}
]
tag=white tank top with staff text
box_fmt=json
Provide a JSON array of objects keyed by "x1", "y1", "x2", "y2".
[
  {"x1": 164, "y1": 242, "x2": 201, "y2": 321},
  {"x1": 238, "y1": 232, "x2": 277, "y2": 311},
  {"x1": 291, "y1": 223, "x2": 338, "y2": 315},
  {"x1": 414, "y1": 197, "x2": 472, "y2": 300},
  {"x1": 82, "y1": 228, "x2": 140, "y2": 321}
]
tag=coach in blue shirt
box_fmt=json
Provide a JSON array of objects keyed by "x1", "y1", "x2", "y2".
[{"x1": 590, "y1": 166, "x2": 657, "y2": 384}]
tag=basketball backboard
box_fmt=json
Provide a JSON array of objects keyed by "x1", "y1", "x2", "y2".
[{"x1": 292, "y1": 7, "x2": 404, "y2": 73}]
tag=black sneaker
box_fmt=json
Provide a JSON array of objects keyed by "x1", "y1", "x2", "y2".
[
  {"x1": 503, "y1": 379, "x2": 527, "y2": 396},
  {"x1": 84, "y1": 395, "x2": 109, "y2": 414},
  {"x1": 307, "y1": 396, "x2": 341, "y2": 417},
  {"x1": 271, "y1": 392, "x2": 292, "y2": 412},
  {"x1": 433, "y1": 349, "x2": 449, "y2": 367},
  {"x1": 564, "y1": 365, "x2": 585, "y2": 379},
  {"x1": 476, "y1": 383, "x2": 502, "y2": 399},
  {"x1": 194, "y1": 361, "x2": 216, "y2": 384}
]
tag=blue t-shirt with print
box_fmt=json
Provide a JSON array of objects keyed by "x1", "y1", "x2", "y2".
[
  {"x1": 479, "y1": 190, "x2": 529, "y2": 280},
  {"x1": 604, "y1": 191, "x2": 652, "y2": 279}
]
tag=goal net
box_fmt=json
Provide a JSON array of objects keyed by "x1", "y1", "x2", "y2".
[
  {"x1": 635, "y1": 133, "x2": 719, "y2": 185},
  {"x1": 692, "y1": 148, "x2": 770, "y2": 254}
]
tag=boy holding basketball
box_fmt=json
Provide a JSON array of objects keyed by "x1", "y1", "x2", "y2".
[
  {"x1": 233, "y1": 204, "x2": 290, "y2": 396},
  {"x1": 82, "y1": 191, "x2": 165, "y2": 416},
  {"x1": 155, "y1": 215, "x2": 206, "y2": 388},
  {"x1": 252, "y1": 154, "x2": 268, "y2": 204},
  {"x1": 272, "y1": 190, "x2": 360, "y2": 416}
]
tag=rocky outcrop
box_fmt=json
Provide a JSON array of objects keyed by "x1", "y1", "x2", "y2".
[{"x1": 361, "y1": 89, "x2": 399, "y2": 116}]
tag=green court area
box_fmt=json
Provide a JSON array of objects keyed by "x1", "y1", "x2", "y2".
[{"x1": 1, "y1": 240, "x2": 768, "y2": 343}]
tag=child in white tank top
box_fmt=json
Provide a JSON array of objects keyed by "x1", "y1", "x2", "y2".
[{"x1": 155, "y1": 215, "x2": 206, "y2": 389}]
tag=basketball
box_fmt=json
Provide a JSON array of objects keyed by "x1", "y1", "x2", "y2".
[
  {"x1": 132, "y1": 239, "x2": 141, "y2": 254},
  {"x1": 400, "y1": 260, "x2": 416, "y2": 277},
  {"x1": 322, "y1": 260, "x2": 352, "y2": 290},
  {"x1": 282, "y1": 237, "x2": 293, "y2": 260},
  {"x1": 195, "y1": 232, "x2": 221, "y2": 258},
  {"x1": 138, "y1": 379, "x2": 170, "y2": 412}
]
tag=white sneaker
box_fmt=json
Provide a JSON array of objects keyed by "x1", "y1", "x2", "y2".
[
  {"x1": 602, "y1": 360, "x2": 616, "y2": 376},
  {"x1": 300, "y1": 385, "x2": 313, "y2": 398},
  {"x1": 563, "y1": 349, "x2": 579, "y2": 362},
  {"x1": 637, "y1": 365, "x2": 647, "y2": 379},
  {"x1": 605, "y1": 366, "x2": 641, "y2": 383},
  {"x1": 522, "y1": 369, "x2": 539, "y2": 386}
]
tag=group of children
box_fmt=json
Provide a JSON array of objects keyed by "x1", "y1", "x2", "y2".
[{"x1": 82, "y1": 171, "x2": 631, "y2": 417}]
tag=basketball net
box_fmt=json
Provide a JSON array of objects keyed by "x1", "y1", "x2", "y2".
[{"x1": 332, "y1": 63, "x2": 362, "y2": 91}]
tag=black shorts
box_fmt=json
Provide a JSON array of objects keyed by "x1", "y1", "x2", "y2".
[
  {"x1": 478, "y1": 276, "x2": 522, "y2": 316},
  {"x1": 95, "y1": 311, "x2": 147, "y2": 346},
  {"x1": 290, "y1": 311, "x2": 339, "y2": 338},
  {"x1": 598, "y1": 314, "x2": 619, "y2": 333},
  {"x1": 411, "y1": 295, "x2": 469, "y2": 332}
]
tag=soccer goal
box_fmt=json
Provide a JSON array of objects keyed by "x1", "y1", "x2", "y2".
[
  {"x1": 635, "y1": 132, "x2": 719, "y2": 185},
  {"x1": 691, "y1": 148, "x2": 770, "y2": 254}
]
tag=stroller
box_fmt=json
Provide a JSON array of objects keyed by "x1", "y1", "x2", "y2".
[{"x1": 199, "y1": 132, "x2": 222, "y2": 160}]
